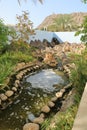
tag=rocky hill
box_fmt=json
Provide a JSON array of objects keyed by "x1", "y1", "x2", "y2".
[{"x1": 37, "y1": 12, "x2": 87, "y2": 31}]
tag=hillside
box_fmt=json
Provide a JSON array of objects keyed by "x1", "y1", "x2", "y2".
[{"x1": 37, "y1": 12, "x2": 87, "y2": 31}]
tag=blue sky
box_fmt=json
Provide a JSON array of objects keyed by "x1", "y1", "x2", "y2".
[{"x1": 0, "y1": 0, "x2": 87, "y2": 28}]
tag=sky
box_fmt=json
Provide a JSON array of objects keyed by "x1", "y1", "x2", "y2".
[{"x1": 0, "y1": 0, "x2": 87, "y2": 28}]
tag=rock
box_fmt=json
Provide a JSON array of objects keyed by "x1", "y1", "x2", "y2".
[
  {"x1": 33, "y1": 66, "x2": 37, "y2": 70},
  {"x1": 56, "y1": 91, "x2": 63, "y2": 98},
  {"x1": 51, "y1": 97, "x2": 58, "y2": 102},
  {"x1": 5, "y1": 90, "x2": 14, "y2": 97},
  {"x1": 64, "y1": 83, "x2": 72, "y2": 89},
  {"x1": 0, "y1": 94, "x2": 8, "y2": 101},
  {"x1": 16, "y1": 73, "x2": 22, "y2": 80},
  {"x1": 27, "y1": 113, "x2": 36, "y2": 122},
  {"x1": 33, "y1": 117, "x2": 44, "y2": 124},
  {"x1": 27, "y1": 68, "x2": 31, "y2": 72},
  {"x1": 44, "y1": 52, "x2": 57, "y2": 67},
  {"x1": 23, "y1": 123, "x2": 39, "y2": 130},
  {"x1": 39, "y1": 113, "x2": 45, "y2": 118},
  {"x1": 14, "y1": 83, "x2": 19, "y2": 88},
  {"x1": 14, "y1": 100, "x2": 20, "y2": 104},
  {"x1": 41, "y1": 105, "x2": 50, "y2": 113},
  {"x1": 12, "y1": 87, "x2": 17, "y2": 92},
  {"x1": 60, "y1": 88, "x2": 65, "y2": 93},
  {"x1": 15, "y1": 80, "x2": 20, "y2": 85},
  {"x1": 48, "y1": 101, "x2": 55, "y2": 108},
  {"x1": 53, "y1": 84, "x2": 61, "y2": 88},
  {"x1": 0, "y1": 99, "x2": 1, "y2": 105},
  {"x1": 36, "y1": 65, "x2": 39, "y2": 69}
]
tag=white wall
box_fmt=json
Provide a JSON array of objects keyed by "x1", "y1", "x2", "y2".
[
  {"x1": 29, "y1": 30, "x2": 82, "y2": 43},
  {"x1": 54, "y1": 32, "x2": 82, "y2": 43}
]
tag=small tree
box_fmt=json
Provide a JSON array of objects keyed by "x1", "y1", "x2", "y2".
[
  {"x1": 82, "y1": 0, "x2": 87, "y2": 3},
  {"x1": 0, "y1": 19, "x2": 9, "y2": 54},
  {"x1": 16, "y1": 11, "x2": 34, "y2": 44},
  {"x1": 75, "y1": 16, "x2": 87, "y2": 44}
]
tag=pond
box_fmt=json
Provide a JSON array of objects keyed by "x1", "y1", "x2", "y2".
[{"x1": 0, "y1": 69, "x2": 68, "y2": 130}]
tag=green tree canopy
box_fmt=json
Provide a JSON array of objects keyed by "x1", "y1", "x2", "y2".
[
  {"x1": 82, "y1": 0, "x2": 87, "y2": 3},
  {"x1": 75, "y1": 16, "x2": 87, "y2": 43},
  {"x1": 0, "y1": 19, "x2": 10, "y2": 53}
]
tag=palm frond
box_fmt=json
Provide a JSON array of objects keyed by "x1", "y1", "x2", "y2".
[{"x1": 18, "y1": 0, "x2": 43, "y2": 5}]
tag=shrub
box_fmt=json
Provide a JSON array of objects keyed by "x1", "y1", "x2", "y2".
[{"x1": 0, "y1": 19, "x2": 9, "y2": 54}]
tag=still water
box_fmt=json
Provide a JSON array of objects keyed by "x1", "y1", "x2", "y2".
[{"x1": 0, "y1": 69, "x2": 68, "y2": 130}]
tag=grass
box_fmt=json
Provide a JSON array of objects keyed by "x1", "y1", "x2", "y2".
[
  {"x1": 52, "y1": 106, "x2": 77, "y2": 130},
  {"x1": 0, "y1": 47, "x2": 35, "y2": 88},
  {"x1": 41, "y1": 105, "x2": 78, "y2": 130}
]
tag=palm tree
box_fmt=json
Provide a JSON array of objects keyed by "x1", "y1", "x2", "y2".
[{"x1": 17, "y1": 0, "x2": 43, "y2": 5}]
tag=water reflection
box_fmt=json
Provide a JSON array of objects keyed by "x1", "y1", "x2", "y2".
[{"x1": 26, "y1": 69, "x2": 65, "y2": 92}]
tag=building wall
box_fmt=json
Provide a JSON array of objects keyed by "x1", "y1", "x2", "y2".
[{"x1": 29, "y1": 30, "x2": 82, "y2": 43}]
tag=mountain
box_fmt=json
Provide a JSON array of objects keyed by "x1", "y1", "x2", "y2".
[{"x1": 37, "y1": 12, "x2": 87, "y2": 31}]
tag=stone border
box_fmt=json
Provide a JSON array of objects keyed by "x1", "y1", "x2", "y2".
[
  {"x1": 23, "y1": 83, "x2": 72, "y2": 130},
  {"x1": 0, "y1": 62, "x2": 44, "y2": 110},
  {"x1": 0, "y1": 60, "x2": 73, "y2": 130}
]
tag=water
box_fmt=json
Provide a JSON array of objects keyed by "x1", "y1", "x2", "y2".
[
  {"x1": 0, "y1": 69, "x2": 68, "y2": 130},
  {"x1": 26, "y1": 69, "x2": 65, "y2": 92}
]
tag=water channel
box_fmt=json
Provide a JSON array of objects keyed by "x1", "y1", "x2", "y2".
[{"x1": 0, "y1": 69, "x2": 68, "y2": 130}]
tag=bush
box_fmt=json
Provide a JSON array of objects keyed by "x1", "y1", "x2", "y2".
[
  {"x1": 70, "y1": 49, "x2": 87, "y2": 103},
  {"x1": 0, "y1": 19, "x2": 9, "y2": 54}
]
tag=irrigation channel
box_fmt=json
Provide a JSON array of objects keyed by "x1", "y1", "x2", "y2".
[{"x1": 0, "y1": 69, "x2": 69, "y2": 130}]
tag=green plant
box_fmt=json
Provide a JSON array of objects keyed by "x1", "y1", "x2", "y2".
[
  {"x1": 41, "y1": 118, "x2": 51, "y2": 130},
  {"x1": 75, "y1": 16, "x2": 87, "y2": 43},
  {"x1": 41, "y1": 106, "x2": 77, "y2": 130},
  {"x1": 0, "y1": 49, "x2": 35, "y2": 87},
  {"x1": 82, "y1": 0, "x2": 87, "y2": 3},
  {"x1": 0, "y1": 19, "x2": 9, "y2": 54},
  {"x1": 52, "y1": 106, "x2": 77, "y2": 130},
  {"x1": 69, "y1": 49, "x2": 87, "y2": 104}
]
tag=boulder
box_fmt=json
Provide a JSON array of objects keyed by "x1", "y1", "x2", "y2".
[
  {"x1": 0, "y1": 94, "x2": 8, "y2": 101},
  {"x1": 33, "y1": 117, "x2": 44, "y2": 124},
  {"x1": 5, "y1": 90, "x2": 14, "y2": 97},
  {"x1": 23, "y1": 123, "x2": 39, "y2": 130},
  {"x1": 41, "y1": 105, "x2": 50, "y2": 113}
]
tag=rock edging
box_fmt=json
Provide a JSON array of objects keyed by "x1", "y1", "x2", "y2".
[
  {"x1": 0, "y1": 62, "x2": 44, "y2": 110},
  {"x1": 23, "y1": 83, "x2": 72, "y2": 130}
]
